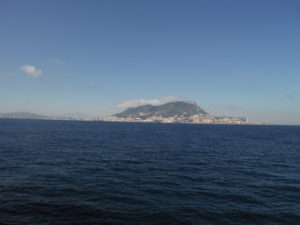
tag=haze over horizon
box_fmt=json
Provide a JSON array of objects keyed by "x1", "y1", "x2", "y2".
[{"x1": 1, "y1": 0, "x2": 299, "y2": 125}]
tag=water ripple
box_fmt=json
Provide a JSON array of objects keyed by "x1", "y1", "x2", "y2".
[{"x1": 0, "y1": 119, "x2": 300, "y2": 225}]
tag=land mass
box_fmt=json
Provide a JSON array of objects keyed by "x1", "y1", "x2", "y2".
[
  {"x1": 0, "y1": 101, "x2": 265, "y2": 124},
  {"x1": 103, "y1": 101, "x2": 264, "y2": 125},
  {"x1": 0, "y1": 112, "x2": 50, "y2": 120},
  {"x1": 0, "y1": 112, "x2": 92, "y2": 121}
]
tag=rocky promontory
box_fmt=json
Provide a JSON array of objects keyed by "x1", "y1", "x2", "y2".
[{"x1": 103, "y1": 101, "x2": 263, "y2": 125}]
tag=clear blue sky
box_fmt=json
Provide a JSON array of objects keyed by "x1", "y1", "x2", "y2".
[{"x1": 0, "y1": 0, "x2": 299, "y2": 124}]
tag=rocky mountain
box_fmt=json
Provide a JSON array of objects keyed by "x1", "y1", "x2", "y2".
[
  {"x1": 114, "y1": 101, "x2": 208, "y2": 119},
  {"x1": 104, "y1": 101, "x2": 262, "y2": 125}
]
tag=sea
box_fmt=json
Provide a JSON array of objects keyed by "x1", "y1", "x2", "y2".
[{"x1": 0, "y1": 119, "x2": 299, "y2": 225}]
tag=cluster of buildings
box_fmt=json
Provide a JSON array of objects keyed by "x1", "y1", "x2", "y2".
[{"x1": 102, "y1": 114, "x2": 263, "y2": 125}]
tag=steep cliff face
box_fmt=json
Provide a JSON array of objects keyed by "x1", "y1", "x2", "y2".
[{"x1": 113, "y1": 101, "x2": 208, "y2": 119}]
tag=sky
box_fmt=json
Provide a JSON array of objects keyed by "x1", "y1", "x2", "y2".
[{"x1": 0, "y1": 0, "x2": 299, "y2": 124}]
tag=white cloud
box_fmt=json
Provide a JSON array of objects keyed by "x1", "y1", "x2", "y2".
[
  {"x1": 115, "y1": 95, "x2": 182, "y2": 108},
  {"x1": 160, "y1": 95, "x2": 182, "y2": 102},
  {"x1": 87, "y1": 82, "x2": 96, "y2": 87},
  {"x1": 20, "y1": 65, "x2": 43, "y2": 78},
  {"x1": 115, "y1": 99, "x2": 161, "y2": 108}
]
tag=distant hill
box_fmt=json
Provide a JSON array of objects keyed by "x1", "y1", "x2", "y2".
[
  {"x1": 114, "y1": 101, "x2": 208, "y2": 119},
  {"x1": 0, "y1": 112, "x2": 96, "y2": 121},
  {"x1": 0, "y1": 112, "x2": 50, "y2": 120}
]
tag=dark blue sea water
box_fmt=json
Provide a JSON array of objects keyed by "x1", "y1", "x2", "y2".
[{"x1": 0, "y1": 119, "x2": 300, "y2": 225}]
